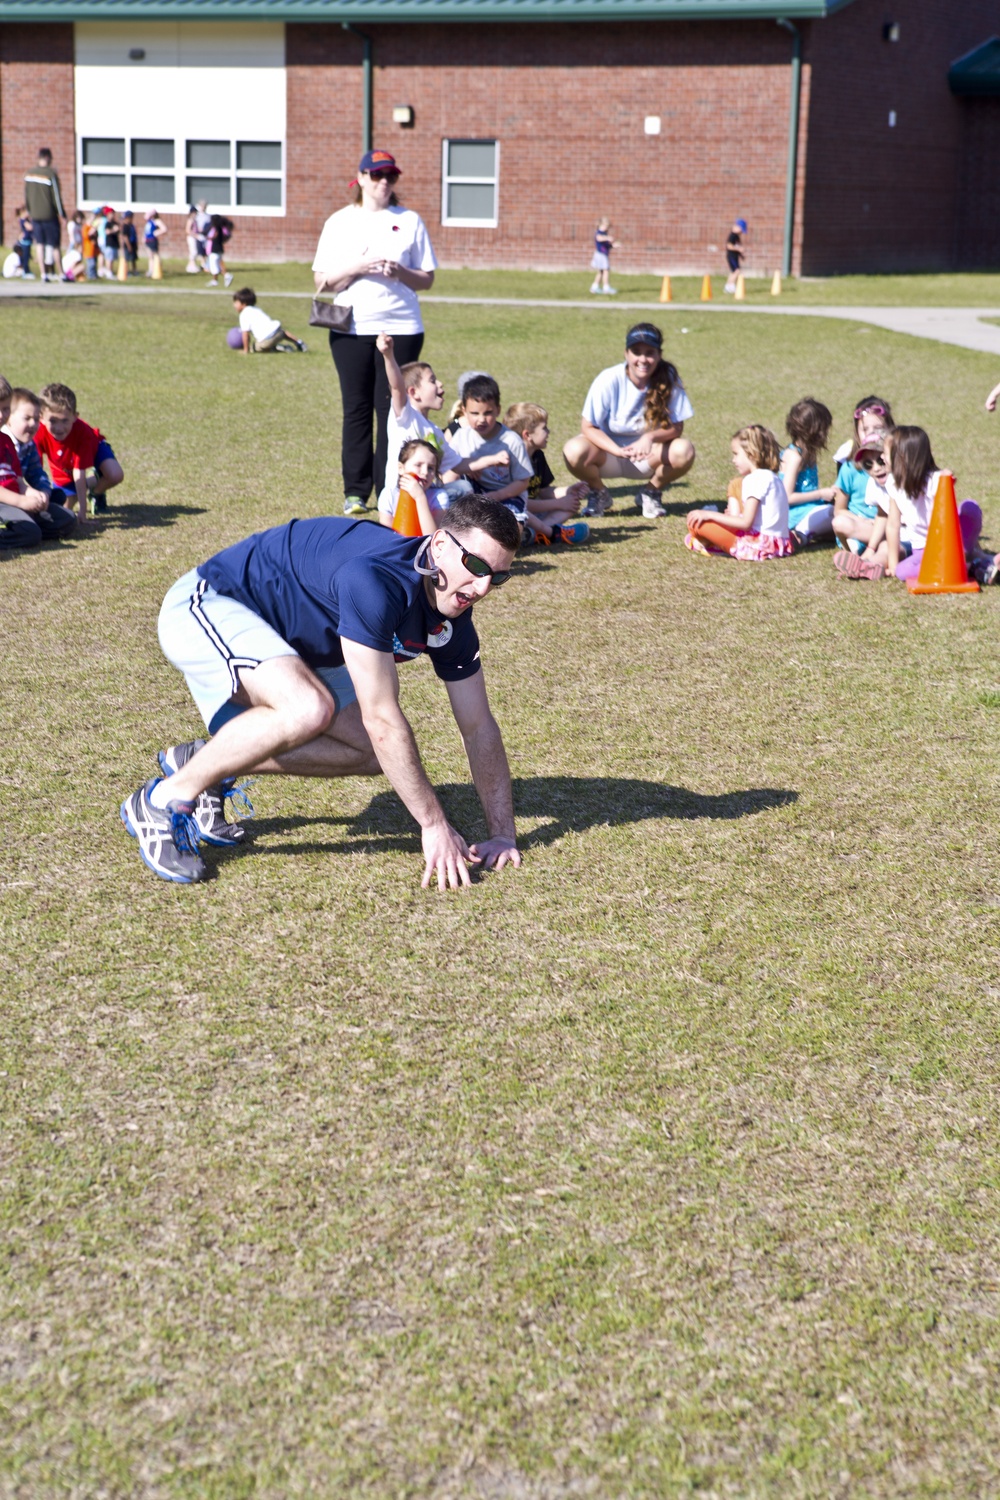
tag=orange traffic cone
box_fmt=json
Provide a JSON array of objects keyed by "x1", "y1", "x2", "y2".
[
  {"x1": 393, "y1": 484, "x2": 422, "y2": 538},
  {"x1": 906, "y1": 472, "x2": 979, "y2": 594},
  {"x1": 700, "y1": 274, "x2": 712, "y2": 301},
  {"x1": 770, "y1": 270, "x2": 782, "y2": 296},
  {"x1": 734, "y1": 273, "x2": 746, "y2": 301},
  {"x1": 658, "y1": 275, "x2": 672, "y2": 303}
]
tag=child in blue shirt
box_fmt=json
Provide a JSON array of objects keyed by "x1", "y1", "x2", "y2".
[
  {"x1": 589, "y1": 217, "x2": 619, "y2": 296},
  {"x1": 781, "y1": 397, "x2": 836, "y2": 546}
]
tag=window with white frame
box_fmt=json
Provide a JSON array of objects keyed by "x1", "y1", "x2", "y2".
[
  {"x1": 78, "y1": 136, "x2": 284, "y2": 213},
  {"x1": 441, "y1": 140, "x2": 499, "y2": 228}
]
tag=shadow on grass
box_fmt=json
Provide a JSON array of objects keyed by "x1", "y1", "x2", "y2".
[
  {"x1": 247, "y1": 776, "x2": 798, "y2": 859},
  {"x1": 109, "y1": 502, "x2": 209, "y2": 529}
]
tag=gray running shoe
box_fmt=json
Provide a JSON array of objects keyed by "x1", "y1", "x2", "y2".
[
  {"x1": 157, "y1": 738, "x2": 249, "y2": 846},
  {"x1": 343, "y1": 496, "x2": 368, "y2": 516},
  {"x1": 120, "y1": 778, "x2": 207, "y2": 884},
  {"x1": 580, "y1": 487, "x2": 612, "y2": 517},
  {"x1": 638, "y1": 484, "x2": 667, "y2": 519}
]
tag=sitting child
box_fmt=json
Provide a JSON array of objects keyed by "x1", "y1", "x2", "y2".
[
  {"x1": 1, "y1": 385, "x2": 76, "y2": 542},
  {"x1": 504, "y1": 401, "x2": 589, "y2": 545},
  {"x1": 232, "y1": 287, "x2": 306, "y2": 354},
  {"x1": 884, "y1": 425, "x2": 991, "y2": 584},
  {"x1": 0, "y1": 376, "x2": 74, "y2": 547},
  {"x1": 446, "y1": 371, "x2": 491, "y2": 435},
  {"x1": 437, "y1": 375, "x2": 533, "y2": 531},
  {"x1": 375, "y1": 333, "x2": 478, "y2": 526},
  {"x1": 685, "y1": 424, "x2": 793, "y2": 560},
  {"x1": 780, "y1": 397, "x2": 836, "y2": 546},
  {"x1": 832, "y1": 393, "x2": 894, "y2": 468},
  {"x1": 35, "y1": 382, "x2": 124, "y2": 520},
  {"x1": 381, "y1": 438, "x2": 444, "y2": 535},
  {"x1": 831, "y1": 427, "x2": 893, "y2": 572}
]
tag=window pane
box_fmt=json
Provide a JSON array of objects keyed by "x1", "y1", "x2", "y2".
[
  {"x1": 132, "y1": 139, "x2": 174, "y2": 168},
  {"x1": 447, "y1": 182, "x2": 495, "y2": 220},
  {"x1": 447, "y1": 141, "x2": 496, "y2": 179},
  {"x1": 237, "y1": 177, "x2": 282, "y2": 207},
  {"x1": 83, "y1": 172, "x2": 126, "y2": 200},
  {"x1": 186, "y1": 176, "x2": 231, "y2": 206},
  {"x1": 186, "y1": 140, "x2": 230, "y2": 170},
  {"x1": 82, "y1": 138, "x2": 125, "y2": 167},
  {"x1": 237, "y1": 141, "x2": 281, "y2": 172},
  {"x1": 132, "y1": 173, "x2": 175, "y2": 203}
]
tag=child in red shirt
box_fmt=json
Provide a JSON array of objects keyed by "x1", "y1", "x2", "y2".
[{"x1": 36, "y1": 381, "x2": 124, "y2": 520}]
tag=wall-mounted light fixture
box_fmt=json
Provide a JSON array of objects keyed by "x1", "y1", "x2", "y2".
[
  {"x1": 644, "y1": 115, "x2": 661, "y2": 136},
  {"x1": 128, "y1": 47, "x2": 146, "y2": 59},
  {"x1": 392, "y1": 105, "x2": 415, "y2": 127},
  {"x1": 882, "y1": 22, "x2": 900, "y2": 42}
]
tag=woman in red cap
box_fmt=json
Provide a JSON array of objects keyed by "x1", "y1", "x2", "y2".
[{"x1": 312, "y1": 150, "x2": 437, "y2": 516}]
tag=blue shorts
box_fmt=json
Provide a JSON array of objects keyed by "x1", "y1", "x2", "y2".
[
  {"x1": 158, "y1": 567, "x2": 357, "y2": 735},
  {"x1": 34, "y1": 219, "x2": 60, "y2": 251}
]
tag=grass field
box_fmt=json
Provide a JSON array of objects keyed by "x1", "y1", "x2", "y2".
[{"x1": 4, "y1": 276, "x2": 1000, "y2": 1498}]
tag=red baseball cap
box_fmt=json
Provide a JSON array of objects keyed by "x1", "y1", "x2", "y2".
[{"x1": 350, "y1": 149, "x2": 401, "y2": 186}]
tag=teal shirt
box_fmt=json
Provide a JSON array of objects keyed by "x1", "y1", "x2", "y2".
[{"x1": 837, "y1": 461, "x2": 879, "y2": 519}]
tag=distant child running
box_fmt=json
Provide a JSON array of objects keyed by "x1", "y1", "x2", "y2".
[
  {"x1": 504, "y1": 402, "x2": 589, "y2": 545},
  {"x1": 589, "y1": 217, "x2": 619, "y2": 296},
  {"x1": 232, "y1": 288, "x2": 306, "y2": 354},
  {"x1": 781, "y1": 397, "x2": 836, "y2": 545},
  {"x1": 35, "y1": 382, "x2": 124, "y2": 521},
  {"x1": 686, "y1": 424, "x2": 792, "y2": 560},
  {"x1": 724, "y1": 218, "x2": 747, "y2": 293}
]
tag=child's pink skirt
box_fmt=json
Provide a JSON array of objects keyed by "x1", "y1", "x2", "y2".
[{"x1": 733, "y1": 530, "x2": 795, "y2": 562}]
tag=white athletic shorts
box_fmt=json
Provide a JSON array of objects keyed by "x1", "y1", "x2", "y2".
[
  {"x1": 158, "y1": 567, "x2": 357, "y2": 735},
  {"x1": 597, "y1": 452, "x2": 653, "y2": 480}
]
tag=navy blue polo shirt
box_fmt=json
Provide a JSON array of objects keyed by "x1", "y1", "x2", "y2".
[{"x1": 198, "y1": 517, "x2": 481, "y2": 681}]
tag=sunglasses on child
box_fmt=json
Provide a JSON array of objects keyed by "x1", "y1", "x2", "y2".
[
  {"x1": 859, "y1": 452, "x2": 888, "y2": 470},
  {"x1": 854, "y1": 403, "x2": 887, "y2": 420},
  {"x1": 444, "y1": 530, "x2": 512, "y2": 587}
]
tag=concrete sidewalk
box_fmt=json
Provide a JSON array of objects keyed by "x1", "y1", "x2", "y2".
[{"x1": 3, "y1": 277, "x2": 1000, "y2": 357}]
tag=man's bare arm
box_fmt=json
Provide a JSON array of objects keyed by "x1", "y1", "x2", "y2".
[{"x1": 445, "y1": 670, "x2": 521, "y2": 872}]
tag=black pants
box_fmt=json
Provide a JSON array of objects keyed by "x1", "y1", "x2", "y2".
[
  {"x1": 0, "y1": 498, "x2": 76, "y2": 548},
  {"x1": 329, "y1": 329, "x2": 424, "y2": 501}
]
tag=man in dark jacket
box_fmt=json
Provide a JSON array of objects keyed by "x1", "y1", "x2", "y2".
[{"x1": 24, "y1": 148, "x2": 65, "y2": 281}]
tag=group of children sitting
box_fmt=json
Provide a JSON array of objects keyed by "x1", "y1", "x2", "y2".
[
  {"x1": 372, "y1": 334, "x2": 591, "y2": 547},
  {"x1": 0, "y1": 376, "x2": 124, "y2": 549},
  {"x1": 684, "y1": 393, "x2": 1000, "y2": 584}
]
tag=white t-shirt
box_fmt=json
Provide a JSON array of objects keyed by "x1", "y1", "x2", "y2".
[
  {"x1": 447, "y1": 422, "x2": 533, "y2": 492},
  {"x1": 865, "y1": 476, "x2": 890, "y2": 514},
  {"x1": 239, "y1": 305, "x2": 281, "y2": 343},
  {"x1": 311, "y1": 203, "x2": 437, "y2": 336},
  {"x1": 743, "y1": 468, "x2": 789, "y2": 538},
  {"x1": 885, "y1": 469, "x2": 944, "y2": 549},
  {"x1": 582, "y1": 362, "x2": 694, "y2": 443},
  {"x1": 376, "y1": 399, "x2": 463, "y2": 515}
]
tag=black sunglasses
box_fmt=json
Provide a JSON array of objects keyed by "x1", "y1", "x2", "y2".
[
  {"x1": 859, "y1": 453, "x2": 887, "y2": 470},
  {"x1": 445, "y1": 530, "x2": 511, "y2": 587}
]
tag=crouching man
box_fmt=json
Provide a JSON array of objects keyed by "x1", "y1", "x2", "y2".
[{"x1": 121, "y1": 495, "x2": 522, "y2": 889}]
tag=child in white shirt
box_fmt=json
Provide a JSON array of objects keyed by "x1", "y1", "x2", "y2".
[
  {"x1": 232, "y1": 288, "x2": 306, "y2": 354},
  {"x1": 375, "y1": 333, "x2": 483, "y2": 524},
  {"x1": 685, "y1": 425, "x2": 793, "y2": 560}
]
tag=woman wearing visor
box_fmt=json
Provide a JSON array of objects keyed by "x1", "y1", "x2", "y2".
[
  {"x1": 563, "y1": 322, "x2": 695, "y2": 520},
  {"x1": 312, "y1": 149, "x2": 438, "y2": 516}
]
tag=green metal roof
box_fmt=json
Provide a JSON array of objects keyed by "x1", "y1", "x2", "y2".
[
  {"x1": 0, "y1": 0, "x2": 858, "y2": 21},
  {"x1": 949, "y1": 37, "x2": 1000, "y2": 97}
]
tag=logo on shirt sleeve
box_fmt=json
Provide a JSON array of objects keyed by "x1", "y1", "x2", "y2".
[{"x1": 425, "y1": 620, "x2": 453, "y2": 649}]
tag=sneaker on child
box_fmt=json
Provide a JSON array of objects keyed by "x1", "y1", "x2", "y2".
[{"x1": 637, "y1": 484, "x2": 667, "y2": 519}]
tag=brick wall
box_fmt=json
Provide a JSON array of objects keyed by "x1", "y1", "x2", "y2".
[
  {"x1": 279, "y1": 19, "x2": 799, "y2": 277},
  {"x1": 3, "y1": 8, "x2": 995, "y2": 274},
  {"x1": 799, "y1": 0, "x2": 1000, "y2": 274},
  {"x1": 0, "y1": 24, "x2": 75, "y2": 243}
]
